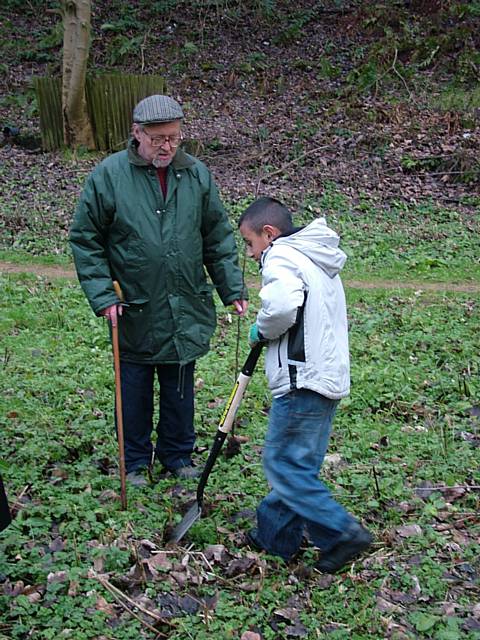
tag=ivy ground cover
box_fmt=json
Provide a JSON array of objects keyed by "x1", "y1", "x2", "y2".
[{"x1": 0, "y1": 275, "x2": 478, "y2": 639}]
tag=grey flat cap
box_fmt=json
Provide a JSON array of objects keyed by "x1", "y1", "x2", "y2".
[{"x1": 133, "y1": 95, "x2": 184, "y2": 124}]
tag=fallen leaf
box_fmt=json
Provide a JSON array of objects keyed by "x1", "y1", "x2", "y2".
[
  {"x1": 25, "y1": 589, "x2": 43, "y2": 603},
  {"x1": 207, "y1": 397, "x2": 223, "y2": 409},
  {"x1": 98, "y1": 489, "x2": 120, "y2": 503},
  {"x1": 463, "y1": 618, "x2": 480, "y2": 631},
  {"x1": 312, "y1": 573, "x2": 335, "y2": 588},
  {"x1": 441, "y1": 602, "x2": 459, "y2": 616},
  {"x1": 376, "y1": 595, "x2": 403, "y2": 613},
  {"x1": 225, "y1": 556, "x2": 256, "y2": 577},
  {"x1": 95, "y1": 595, "x2": 116, "y2": 615},
  {"x1": 323, "y1": 453, "x2": 343, "y2": 469},
  {"x1": 145, "y1": 551, "x2": 172, "y2": 573},
  {"x1": 204, "y1": 544, "x2": 228, "y2": 563},
  {"x1": 238, "y1": 581, "x2": 259, "y2": 592},
  {"x1": 204, "y1": 591, "x2": 219, "y2": 611},
  {"x1": 270, "y1": 619, "x2": 308, "y2": 637},
  {"x1": 157, "y1": 592, "x2": 200, "y2": 617},
  {"x1": 47, "y1": 571, "x2": 68, "y2": 584},
  {"x1": 3, "y1": 580, "x2": 25, "y2": 596},
  {"x1": 48, "y1": 536, "x2": 65, "y2": 553},
  {"x1": 274, "y1": 607, "x2": 300, "y2": 622},
  {"x1": 395, "y1": 524, "x2": 423, "y2": 538},
  {"x1": 443, "y1": 486, "x2": 466, "y2": 502},
  {"x1": 170, "y1": 571, "x2": 187, "y2": 587},
  {"x1": 384, "y1": 620, "x2": 411, "y2": 639}
]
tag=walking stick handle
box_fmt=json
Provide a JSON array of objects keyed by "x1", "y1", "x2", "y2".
[{"x1": 113, "y1": 280, "x2": 124, "y2": 302}]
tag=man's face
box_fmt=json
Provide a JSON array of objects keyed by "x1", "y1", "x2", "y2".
[
  {"x1": 239, "y1": 222, "x2": 272, "y2": 262},
  {"x1": 133, "y1": 120, "x2": 182, "y2": 168}
]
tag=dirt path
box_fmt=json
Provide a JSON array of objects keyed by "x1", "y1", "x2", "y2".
[
  {"x1": 1, "y1": 261, "x2": 479, "y2": 293},
  {"x1": 343, "y1": 279, "x2": 480, "y2": 294},
  {"x1": 0, "y1": 262, "x2": 76, "y2": 280}
]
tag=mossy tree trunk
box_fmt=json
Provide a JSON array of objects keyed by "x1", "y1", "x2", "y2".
[{"x1": 62, "y1": 0, "x2": 95, "y2": 149}]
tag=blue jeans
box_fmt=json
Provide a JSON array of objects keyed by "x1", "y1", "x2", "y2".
[
  {"x1": 118, "y1": 361, "x2": 195, "y2": 473},
  {"x1": 255, "y1": 389, "x2": 358, "y2": 560}
]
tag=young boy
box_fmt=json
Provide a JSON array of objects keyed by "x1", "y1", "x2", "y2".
[{"x1": 238, "y1": 196, "x2": 372, "y2": 573}]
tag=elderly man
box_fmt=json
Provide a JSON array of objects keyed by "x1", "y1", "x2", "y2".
[{"x1": 70, "y1": 95, "x2": 248, "y2": 485}]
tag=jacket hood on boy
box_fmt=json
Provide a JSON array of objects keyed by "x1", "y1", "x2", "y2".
[{"x1": 263, "y1": 217, "x2": 347, "y2": 278}]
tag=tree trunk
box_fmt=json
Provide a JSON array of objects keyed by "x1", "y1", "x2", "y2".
[{"x1": 62, "y1": 0, "x2": 95, "y2": 149}]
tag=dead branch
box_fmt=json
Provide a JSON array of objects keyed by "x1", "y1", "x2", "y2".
[
  {"x1": 256, "y1": 145, "x2": 332, "y2": 191},
  {"x1": 390, "y1": 48, "x2": 415, "y2": 102},
  {"x1": 414, "y1": 485, "x2": 480, "y2": 491},
  {"x1": 94, "y1": 572, "x2": 175, "y2": 634}
]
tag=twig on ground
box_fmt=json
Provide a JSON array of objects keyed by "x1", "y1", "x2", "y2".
[
  {"x1": 10, "y1": 484, "x2": 31, "y2": 512},
  {"x1": 414, "y1": 485, "x2": 480, "y2": 491},
  {"x1": 256, "y1": 145, "x2": 332, "y2": 191},
  {"x1": 390, "y1": 48, "x2": 415, "y2": 102},
  {"x1": 16, "y1": 484, "x2": 30, "y2": 499},
  {"x1": 420, "y1": 170, "x2": 479, "y2": 177},
  {"x1": 372, "y1": 465, "x2": 381, "y2": 499},
  {"x1": 93, "y1": 572, "x2": 175, "y2": 634}
]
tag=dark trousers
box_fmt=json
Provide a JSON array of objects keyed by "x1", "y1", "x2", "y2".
[{"x1": 118, "y1": 361, "x2": 196, "y2": 473}]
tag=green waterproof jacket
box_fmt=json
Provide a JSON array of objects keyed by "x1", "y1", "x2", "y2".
[{"x1": 70, "y1": 140, "x2": 246, "y2": 365}]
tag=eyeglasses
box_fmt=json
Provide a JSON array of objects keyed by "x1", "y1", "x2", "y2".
[{"x1": 142, "y1": 131, "x2": 183, "y2": 147}]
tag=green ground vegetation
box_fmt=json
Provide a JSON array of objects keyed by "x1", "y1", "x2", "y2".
[
  {"x1": 0, "y1": 271, "x2": 478, "y2": 639},
  {"x1": 0, "y1": 1, "x2": 479, "y2": 638},
  {"x1": 233, "y1": 193, "x2": 480, "y2": 285},
  {"x1": 1, "y1": 180, "x2": 479, "y2": 287}
]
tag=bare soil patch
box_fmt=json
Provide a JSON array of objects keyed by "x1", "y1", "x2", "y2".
[{"x1": 0, "y1": 261, "x2": 76, "y2": 280}]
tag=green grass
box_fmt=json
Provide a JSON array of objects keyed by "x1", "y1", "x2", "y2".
[
  {"x1": 231, "y1": 194, "x2": 480, "y2": 287},
  {"x1": 337, "y1": 203, "x2": 480, "y2": 283},
  {"x1": 1, "y1": 159, "x2": 479, "y2": 287},
  {"x1": 0, "y1": 249, "x2": 74, "y2": 269},
  {"x1": 296, "y1": 190, "x2": 480, "y2": 284},
  {"x1": 1, "y1": 275, "x2": 479, "y2": 639}
]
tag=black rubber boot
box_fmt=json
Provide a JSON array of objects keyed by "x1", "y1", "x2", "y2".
[{"x1": 315, "y1": 525, "x2": 373, "y2": 573}]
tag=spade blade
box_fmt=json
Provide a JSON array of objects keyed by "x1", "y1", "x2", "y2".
[{"x1": 168, "y1": 502, "x2": 202, "y2": 543}]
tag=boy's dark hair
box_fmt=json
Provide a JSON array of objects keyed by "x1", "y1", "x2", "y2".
[{"x1": 238, "y1": 196, "x2": 294, "y2": 234}]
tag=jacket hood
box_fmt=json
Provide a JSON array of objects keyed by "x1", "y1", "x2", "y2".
[{"x1": 269, "y1": 217, "x2": 347, "y2": 278}]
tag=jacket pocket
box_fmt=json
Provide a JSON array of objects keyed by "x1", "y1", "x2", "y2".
[
  {"x1": 119, "y1": 304, "x2": 155, "y2": 356},
  {"x1": 182, "y1": 288, "x2": 217, "y2": 351}
]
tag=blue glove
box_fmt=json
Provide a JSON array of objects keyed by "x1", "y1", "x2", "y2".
[{"x1": 249, "y1": 323, "x2": 265, "y2": 347}]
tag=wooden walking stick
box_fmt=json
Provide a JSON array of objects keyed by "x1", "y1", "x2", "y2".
[{"x1": 112, "y1": 281, "x2": 127, "y2": 510}]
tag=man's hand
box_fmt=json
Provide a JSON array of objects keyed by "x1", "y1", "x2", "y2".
[
  {"x1": 100, "y1": 303, "x2": 123, "y2": 327},
  {"x1": 232, "y1": 299, "x2": 248, "y2": 316},
  {"x1": 249, "y1": 322, "x2": 265, "y2": 347}
]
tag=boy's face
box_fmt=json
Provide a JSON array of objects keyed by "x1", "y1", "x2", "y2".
[{"x1": 239, "y1": 222, "x2": 274, "y2": 261}]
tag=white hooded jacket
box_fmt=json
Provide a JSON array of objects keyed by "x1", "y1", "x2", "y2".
[{"x1": 257, "y1": 217, "x2": 350, "y2": 399}]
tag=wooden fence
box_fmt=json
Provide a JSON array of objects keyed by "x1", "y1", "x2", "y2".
[{"x1": 33, "y1": 74, "x2": 167, "y2": 151}]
